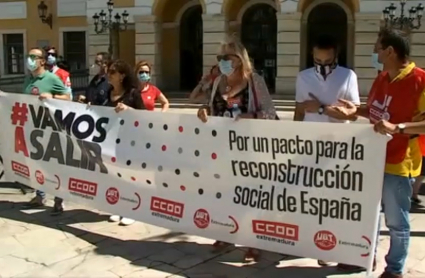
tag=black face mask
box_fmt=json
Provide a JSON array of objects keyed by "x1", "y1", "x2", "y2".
[{"x1": 314, "y1": 61, "x2": 337, "y2": 80}]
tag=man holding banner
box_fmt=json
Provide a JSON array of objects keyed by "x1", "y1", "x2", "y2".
[
  {"x1": 21, "y1": 47, "x2": 71, "y2": 215},
  {"x1": 337, "y1": 28, "x2": 425, "y2": 278},
  {"x1": 294, "y1": 34, "x2": 367, "y2": 270}
]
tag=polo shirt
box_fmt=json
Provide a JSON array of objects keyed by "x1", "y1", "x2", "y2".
[
  {"x1": 23, "y1": 71, "x2": 69, "y2": 96},
  {"x1": 367, "y1": 62, "x2": 425, "y2": 177},
  {"x1": 295, "y1": 66, "x2": 360, "y2": 123}
]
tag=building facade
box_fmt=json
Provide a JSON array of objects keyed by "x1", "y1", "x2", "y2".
[{"x1": 1, "y1": 0, "x2": 425, "y2": 96}]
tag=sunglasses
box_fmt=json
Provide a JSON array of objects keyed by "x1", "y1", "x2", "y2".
[
  {"x1": 138, "y1": 71, "x2": 150, "y2": 74},
  {"x1": 216, "y1": 54, "x2": 237, "y2": 62},
  {"x1": 27, "y1": 54, "x2": 43, "y2": 60},
  {"x1": 47, "y1": 53, "x2": 57, "y2": 57}
]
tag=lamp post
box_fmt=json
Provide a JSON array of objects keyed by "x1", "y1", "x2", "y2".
[
  {"x1": 37, "y1": 1, "x2": 53, "y2": 29},
  {"x1": 383, "y1": 0, "x2": 424, "y2": 30},
  {"x1": 92, "y1": 1, "x2": 129, "y2": 56}
]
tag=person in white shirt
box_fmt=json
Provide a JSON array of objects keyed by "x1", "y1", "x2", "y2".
[
  {"x1": 293, "y1": 34, "x2": 371, "y2": 272},
  {"x1": 294, "y1": 34, "x2": 360, "y2": 123}
]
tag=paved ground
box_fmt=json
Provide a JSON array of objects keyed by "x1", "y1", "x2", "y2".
[
  {"x1": 0, "y1": 191, "x2": 424, "y2": 278},
  {"x1": 0, "y1": 110, "x2": 417, "y2": 278}
]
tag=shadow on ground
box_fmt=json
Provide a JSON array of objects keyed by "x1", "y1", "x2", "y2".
[{"x1": 0, "y1": 197, "x2": 363, "y2": 278}]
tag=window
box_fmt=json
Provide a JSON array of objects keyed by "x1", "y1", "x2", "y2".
[
  {"x1": 3, "y1": 33, "x2": 24, "y2": 75},
  {"x1": 63, "y1": 31, "x2": 86, "y2": 71}
]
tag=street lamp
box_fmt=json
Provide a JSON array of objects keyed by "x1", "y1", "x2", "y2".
[
  {"x1": 92, "y1": 1, "x2": 129, "y2": 55},
  {"x1": 37, "y1": 1, "x2": 53, "y2": 29},
  {"x1": 383, "y1": 0, "x2": 424, "y2": 30}
]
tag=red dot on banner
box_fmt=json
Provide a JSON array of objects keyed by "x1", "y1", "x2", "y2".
[
  {"x1": 162, "y1": 145, "x2": 167, "y2": 151},
  {"x1": 131, "y1": 177, "x2": 136, "y2": 181},
  {"x1": 111, "y1": 157, "x2": 116, "y2": 163},
  {"x1": 178, "y1": 126, "x2": 184, "y2": 132},
  {"x1": 180, "y1": 185, "x2": 186, "y2": 191},
  {"x1": 211, "y1": 153, "x2": 217, "y2": 160},
  {"x1": 134, "y1": 121, "x2": 139, "y2": 127}
]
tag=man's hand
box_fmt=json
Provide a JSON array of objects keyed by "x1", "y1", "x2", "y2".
[
  {"x1": 39, "y1": 93, "x2": 53, "y2": 100},
  {"x1": 374, "y1": 120, "x2": 398, "y2": 135},
  {"x1": 301, "y1": 93, "x2": 322, "y2": 113},
  {"x1": 334, "y1": 99, "x2": 357, "y2": 117}
]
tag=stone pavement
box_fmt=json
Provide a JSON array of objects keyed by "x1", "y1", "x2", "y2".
[{"x1": 0, "y1": 192, "x2": 424, "y2": 278}]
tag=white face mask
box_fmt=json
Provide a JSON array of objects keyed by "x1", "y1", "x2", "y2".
[{"x1": 371, "y1": 53, "x2": 383, "y2": 71}]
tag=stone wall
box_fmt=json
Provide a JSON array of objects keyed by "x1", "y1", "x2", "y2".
[
  {"x1": 202, "y1": 14, "x2": 226, "y2": 75},
  {"x1": 134, "y1": 15, "x2": 163, "y2": 87},
  {"x1": 276, "y1": 13, "x2": 301, "y2": 95},
  {"x1": 353, "y1": 13, "x2": 381, "y2": 96}
]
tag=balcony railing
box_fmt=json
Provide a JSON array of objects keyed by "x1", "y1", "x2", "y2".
[{"x1": 0, "y1": 69, "x2": 90, "y2": 94}]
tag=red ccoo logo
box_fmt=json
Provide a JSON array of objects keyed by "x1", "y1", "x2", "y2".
[
  {"x1": 106, "y1": 187, "x2": 119, "y2": 205},
  {"x1": 314, "y1": 230, "x2": 337, "y2": 251},
  {"x1": 11, "y1": 161, "x2": 30, "y2": 178},
  {"x1": 150, "y1": 197, "x2": 184, "y2": 218},
  {"x1": 252, "y1": 220, "x2": 299, "y2": 241},
  {"x1": 193, "y1": 209, "x2": 210, "y2": 229},
  {"x1": 35, "y1": 170, "x2": 44, "y2": 185},
  {"x1": 68, "y1": 178, "x2": 97, "y2": 197}
]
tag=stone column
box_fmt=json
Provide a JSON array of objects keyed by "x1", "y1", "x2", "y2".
[
  {"x1": 411, "y1": 23, "x2": 425, "y2": 69},
  {"x1": 202, "y1": 14, "x2": 226, "y2": 75},
  {"x1": 354, "y1": 13, "x2": 381, "y2": 96},
  {"x1": 88, "y1": 18, "x2": 110, "y2": 79},
  {"x1": 134, "y1": 15, "x2": 163, "y2": 87},
  {"x1": 275, "y1": 12, "x2": 301, "y2": 95}
]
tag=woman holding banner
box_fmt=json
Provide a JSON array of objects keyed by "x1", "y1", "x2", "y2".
[
  {"x1": 101, "y1": 59, "x2": 145, "y2": 225},
  {"x1": 197, "y1": 34, "x2": 277, "y2": 261}
]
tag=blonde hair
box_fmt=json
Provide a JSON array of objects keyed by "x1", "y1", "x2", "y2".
[{"x1": 220, "y1": 34, "x2": 253, "y2": 80}]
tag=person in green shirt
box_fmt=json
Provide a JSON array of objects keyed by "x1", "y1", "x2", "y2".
[{"x1": 22, "y1": 47, "x2": 71, "y2": 216}]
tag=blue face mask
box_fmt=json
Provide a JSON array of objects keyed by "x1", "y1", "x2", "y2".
[
  {"x1": 26, "y1": 57, "x2": 38, "y2": 72},
  {"x1": 139, "y1": 72, "x2": 150, "y2": 82},
  {"x1": 47, "y1": 55, "x2": 56, "y2": 65},
  {"x1": 371, "y1": 53, "x2": 383, "y2": 71},
  {"x1": 219, "y1": 60, "x2": 234, "y2": 76}
]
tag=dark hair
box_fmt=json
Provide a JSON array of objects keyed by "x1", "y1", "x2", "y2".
[
  {"x1": 379, "y1": 28, "x2": 410, "y2": 60},
  {"x1": 97, "y1": 52, "x2": 111, "y2": 65},
  {"x1": 107, "y1": 59, "x2": 139, "y2": 93},
  {"x1": 312, "y1": 34, "x2": 338, "y2": 52}
]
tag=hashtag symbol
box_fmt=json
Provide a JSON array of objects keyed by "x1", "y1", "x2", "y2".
[{"x1": 11, "y1": 102, "x2": 29, "y2": 126}]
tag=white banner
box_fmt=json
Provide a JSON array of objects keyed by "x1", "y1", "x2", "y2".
[{"x1": 0, "y1": 92, "x2": 387, "y2": 270}]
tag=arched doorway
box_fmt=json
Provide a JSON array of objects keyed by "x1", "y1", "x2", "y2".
[
  {"x1": 306, "y1": 3, "x2": 348, "y2": 68},
  {"x1": 180, "y1": 5, "x2": 203, "y2": 91},
  {"x1": 241, "y1": 4, "x2": 277, "y2": 92}
]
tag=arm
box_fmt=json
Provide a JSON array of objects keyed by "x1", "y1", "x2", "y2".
[
  {"x1": 251, "y1": 73, "x2": 277, "y2": 120},
  {"x1": 50, "y1": 75, "x2": 71, "y2": 100},
  {"x1": 294, "y1": 74, "x2": 305, "y2": 121},
  {"x1": 293, "y1": 102, "x2": 305, "y2": 121},
  {"x1": 154, "y1": 87, "x2": 169, "y2": 112},
  {"x1": 189, "y1": 75, "x2": 210, "y2": 103},
  {"x1": 399, "y1": 89, "x2": 425, "y2": 134}
]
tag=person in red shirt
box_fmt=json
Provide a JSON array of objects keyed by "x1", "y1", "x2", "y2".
[
  {"x1": 44, "y1": 47, "x2": 72, "y2": 99},
  {"x1": 134, "y1": 60, "x2": 169, "y2": 111},
  {"x1": 335, "y1": 28, "x2": 425, "y2": 278}
]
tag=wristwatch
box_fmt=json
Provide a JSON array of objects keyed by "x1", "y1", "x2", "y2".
[
  {"x1": 318, "y1": 105, "x2": 325, "y2": 115},
  {"x1": 398, "y1": 123, "x2": 406, "y2": 134}
]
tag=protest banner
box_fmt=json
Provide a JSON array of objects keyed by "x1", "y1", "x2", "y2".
[{"x1": 0, "y1": 92, "x2": 387, "y2": 271}]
